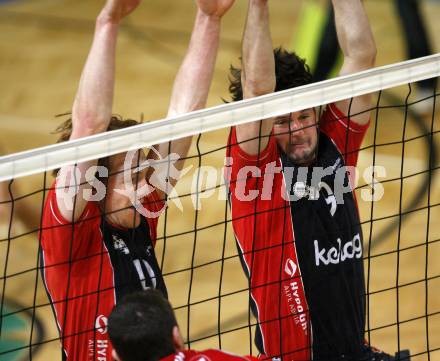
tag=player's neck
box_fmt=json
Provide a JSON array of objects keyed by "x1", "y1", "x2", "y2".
[{"x1": 105, "y1": 207, "x2": 142, "y2": 229}]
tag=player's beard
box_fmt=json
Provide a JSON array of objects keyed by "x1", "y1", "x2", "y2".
[{"x1": 286, "y1": 141, "x2": 317, "y2": 166}]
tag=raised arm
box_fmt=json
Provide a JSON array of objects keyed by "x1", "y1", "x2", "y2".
[
  {"x1": 234, "y1": 0, "x2": 275, "y2": 156},
  {"x1": 333, "y1": 0, "x2": 376, "y2": 125},
  {"x1": 154, "y1": 0, "x2": 234, "y2": 185},
  {"x1": 166, "y1": 0, "x2": 234, "y2": 119},
  {"x1": 56, "y1": 0, "x2": 141, "y2": 222}
]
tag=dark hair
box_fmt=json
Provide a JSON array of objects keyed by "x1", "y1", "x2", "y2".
[
  {"x1": 228, "y1": 47, "x2": 313, "y2": 102},
  {"x1": 108, "y1": 289, "x2": 178, "y2": 361},
  {"x1": 51, "y1": 114, "x2": 141, "y2": 177}
]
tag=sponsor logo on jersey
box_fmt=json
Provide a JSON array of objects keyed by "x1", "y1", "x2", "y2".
[
  {"x1": 292, "y1": 180, "x2": 338, "y2": 213},
  {"x1": 112, "y1": 235, "x2": 129, "y2": 254},
  {"x1": 292, "y1": 182, "x2": 319, "y2": 200},
  {"x1": 283, "y1": 258, "x2": 308, "y2": 333},
  {"x1": 174, "y1": 351, "x2": 185, "y2": 361},
  {"x1": 314, "y1": 233, "x2": 362, "y2": 266},
  {"x1": 95, "y1": 315, "x2": 108, "y2": 334},
  {"x1": 319, "y1": 181, "x2": 337, "y2": 217},
  {"x1": 284, "y1": 258, "x2": 298, "y2": 277},
  {"x1": 96, "y1": 340, "x2": 108, "y2": 361},
  {"x1": 88, "y1": 338, "x2": 108, "y2": 361},
  {"x1": 292, "y1": 182, "x2": 307, "y2": 198}
]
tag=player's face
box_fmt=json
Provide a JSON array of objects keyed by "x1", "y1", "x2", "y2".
[
  {"x1": 104, "y1": 150, "x2": 149, "y2": 227},
  {"x1": 273, "y1": 108, "x2": 318, "y2": 165}
]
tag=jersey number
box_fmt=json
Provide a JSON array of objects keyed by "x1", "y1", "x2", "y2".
[{"x1": 133, "y1": 259, "x2": 157, "y2": 290}]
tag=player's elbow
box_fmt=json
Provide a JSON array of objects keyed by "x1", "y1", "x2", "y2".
[
  {"x1": 72, "y1": 98, "x2": 112, "y2": 135},
  {"x1": 167, "y1": 96, "x2": 205, "y2": 117},
  {"x1": 71, "y1": 112, "x2": 109, "y2": 137},
  {"x1": 355, "y1": 36, "x2": 376, "y2": 67},
  {"x1": 347, "y1": 42, "x2": 377, "y2": 71},
  {"x1": 242, "y1": 77, "x2": 276, "y2": 99},
  {"x1": 362, "y1": 40, "x2": 377, "y2": 67}
]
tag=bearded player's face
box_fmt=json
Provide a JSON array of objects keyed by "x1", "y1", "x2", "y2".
[{"x1": 273, "y1": 108, "x2": 318, "y2": 165}]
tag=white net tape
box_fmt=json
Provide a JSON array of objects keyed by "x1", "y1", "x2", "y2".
[{"x1": 1, "y1": 54, "x2": 439, "y2": 182}]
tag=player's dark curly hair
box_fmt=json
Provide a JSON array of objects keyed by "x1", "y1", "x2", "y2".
[
  {"x1": 51, "y1": 115, "x2": 141, "y2": 177},
  {"x1": 108, "y1": 289, "x2": 178, "y2": 361},
  {"x1": 229, "y1": 47, "x2": 313, "y2": 102}
]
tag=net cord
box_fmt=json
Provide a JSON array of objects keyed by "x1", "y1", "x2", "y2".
[{"x1": 1, "y1": 54, "x2": 440, "y2": 182}]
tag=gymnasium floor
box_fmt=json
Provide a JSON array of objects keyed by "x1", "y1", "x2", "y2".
[{"x1": 0, "y1": 0, "x2": 439, "y2": 360}]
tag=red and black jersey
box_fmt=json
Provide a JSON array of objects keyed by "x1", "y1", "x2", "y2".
[
  {"x1": 40, "y1": 185, "x2": 165, "y2": 361},
  {"x1": 161, "y1": 349, "x2": 259, "y2": 361},
  {"x1": 226, "y1": 104, "x2": 369, "y2": 361}
]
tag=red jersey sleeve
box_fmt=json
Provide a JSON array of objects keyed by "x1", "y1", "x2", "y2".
[
  {"x1": 227, "y1": 127, "x2": 278, "y2": 167},
  {"x1": 320, "y1": 103, "x2": 370, "y2": 167},
  {"x1": 142, "y1": 188, "x2": 166, "y2": 247},
  {"x1": 40, "y1": 181, "x2": 102, "y2": 267}
]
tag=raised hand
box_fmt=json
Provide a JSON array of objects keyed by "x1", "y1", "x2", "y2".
[
  {"x1": 100, "y1": 0, "x2": 142, "y2": 23},
  {"x1": 196, "y1": 0, "x2": 235, "y2": 18}
]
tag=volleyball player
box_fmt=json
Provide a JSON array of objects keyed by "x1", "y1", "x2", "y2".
[
  {"x1": 227, "y1": 0, "x2": 407, "y2": 360},
  {"x1": 108, "y1": 289, "x2": 258, "y2": 361},
  {"x1": 40, "y1": 0, "x2": 234, "y2": 360}
]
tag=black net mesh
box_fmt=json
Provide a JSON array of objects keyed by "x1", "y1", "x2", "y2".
[{"x1": 0, "y1": 84, "x2": 439, "y2": 361}]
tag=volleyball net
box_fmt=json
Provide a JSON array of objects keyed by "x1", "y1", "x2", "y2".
[{"x1": 1, "y1": 54, "x2": 440, "y2": 360}]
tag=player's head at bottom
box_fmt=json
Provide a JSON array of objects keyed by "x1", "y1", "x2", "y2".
[{"x1": 108, "y1": 289, "x2": 183, "y2": 361}]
